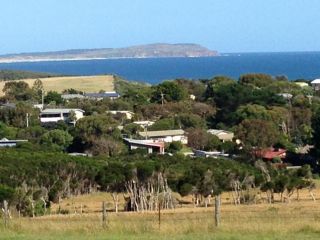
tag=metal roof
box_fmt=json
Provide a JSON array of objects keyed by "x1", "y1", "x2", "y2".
[
  {"x1": 61, "y1": 94, "x2": 85, "y2": 99},
  {"x1": 85, "y1": 92, "x2": 120, "y2": 98},
  {"x1": 123, "y1": 138, "x2": 164, "y2": 147},
  {"x1": 41, "y1": 108, "x2": 85, "y2": 114},
  {"x1": 139, "y1": 129, "x2": 185, "y2": 138},
  {"x1": 311, "y1": 79, "x2": 320, "y2": 84}
]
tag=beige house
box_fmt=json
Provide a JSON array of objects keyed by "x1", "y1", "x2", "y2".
[
  {"x1": 138, "y1": 129, "x2": 188, "y2": 144},
  {"x1": 107, "y1": 111, "x2": 134, "y2": 120},
  {"x1": 207, "y1": 129, "x2": 234, "y2": 142}
]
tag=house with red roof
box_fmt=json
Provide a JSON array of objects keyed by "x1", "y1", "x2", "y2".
[{"x1": 254, "y1": 148, "x2": 287, "y2": 161}]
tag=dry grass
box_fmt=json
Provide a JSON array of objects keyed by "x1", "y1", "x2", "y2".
[
  {"x1": 2, "y1": 201, "x2": 320, "y2": 240},
  {"x1": 1, "y1": 187, "x2": 319, "y2": 239},
  {"x1": 0, "y1": 75, "x2": 115, "y2": 96}
]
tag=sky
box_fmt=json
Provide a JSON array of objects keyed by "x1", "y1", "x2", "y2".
[{"x1": 1, "y1": 0, "x2": 320, "y2": 54}]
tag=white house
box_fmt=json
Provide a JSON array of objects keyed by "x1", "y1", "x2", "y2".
[
  {"x1": 138, "y1": 129, "x2": 188, "y2": 144},
  {"x1": 0, "y1": 138, "x2": 28, "y2": 147},
  {"x1": 107, "y1": 111, "x2": 134, "y2": 120},
  {"x1": 311, "y1": 79, "x2": 320, "y2": 91},
  {"x1": 193, "y1": 150, "x2": 230, "y2": 158},
  {"x1": 207, "y1": 129, "x2": 234, "y2": 142},
  {"x1": 40, "y1": 108, "x2": 84, "y2": 124},
  {"x1": 133, "y1": 121, "x2": 155, "y2": 127}
]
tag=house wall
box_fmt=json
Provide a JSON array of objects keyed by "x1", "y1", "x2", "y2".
[
  {"x1": 40, "y1": 111, "x2": 84, "y2": 123},
  {"x1": 150, "y1": 135, "x2": 188, "y2": 144}
]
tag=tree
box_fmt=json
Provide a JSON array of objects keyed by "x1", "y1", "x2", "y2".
[
  {"x1": 312, "y1": 109, "x2": 320, "y2": 155},
  {"x1": 151, "y1": 81, "x2": 188, "y2": 103},
  {"x1": 239, "y1": 73, "x2": 274, "y2": 88},
  {"x1": 75, "y1": 115, "x2": 118, "y2": 142},
  {"x1": 40, "y1": 129, "x2": 73, "y2": 151},
  {"x1": 31, "y1": 79, "x2": 44, "y2": 102},
  {"x1": 149, "y1": 117, "x2": 177, "y2": 131},
  {"x1": 176, "y1": 114, "x2": 206, "y2": 129},
  {"x1": 89, "y1": 137, "x2": 125, "y2": 156},
  {"x1": 3, "y1": 81, "x2": 33, "y2": 101},
  {"x1": 0, "y1": 184, "x2": 15, "y2": 204},
  {"x1": 235, "y1": 104, "x2": 271, "y2": 123},
  {"x1": 167, "y1": 141, "x2": 183, "y2": 153},
  {"x1": 44, "y1": 91, "x2": 63, "y2": 105},
  {"x1": 187, "y1": 128, "x2": 221, "y2": 151},
  {"x1": 236, "y1": 119, "x2": 279, "y2": 149}
]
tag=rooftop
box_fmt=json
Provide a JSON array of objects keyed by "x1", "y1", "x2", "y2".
[
  {"x1": 139, "y1": 129, "x2": 185, "y2": 138},
  {"x1": 85, "y1": 92, "x2": 120, "y2": 98},
  {"x1": 124, "y1": 138, "x2": 164, "y2": 147},
  {"x1": 311, "y1": 79, "x2": 320, "y2": 84},
  {"x1": 61, "y1": 94, "x2": 85, "y2": 99},
  {"x1": 0, "y1": 138, "x2": 28, "y2": 143},
  {"x1": 41, "y1": 108, "x2": 85, "y2": 114}
]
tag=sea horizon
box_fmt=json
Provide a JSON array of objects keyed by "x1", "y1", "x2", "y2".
[{"x1": 1, "y1": 51, "x2": 320, "y2": 83}]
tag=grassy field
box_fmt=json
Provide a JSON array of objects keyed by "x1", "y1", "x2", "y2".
[
  {"x1": 0, "y1": 75, "x2": 115, "y2": 96},
  {"x1": 2, "y1": 201, "x2": 320, "y2": 240},
  {"x1": 1, "y1": 188, "x2": 320, "y2": 240}
]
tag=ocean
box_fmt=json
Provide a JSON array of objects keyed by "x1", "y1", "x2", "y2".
[{"x1": 1, "y1": 52, "x2": 320, "y2": 84}]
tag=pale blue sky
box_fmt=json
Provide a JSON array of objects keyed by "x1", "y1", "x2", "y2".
[{"x1": 1, "y1": 0, "x2": 319, "y2": 54}]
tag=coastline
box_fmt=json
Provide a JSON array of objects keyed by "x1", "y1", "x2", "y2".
[{"x1": 0, "y1": 55, "x2": 219, "y2": 64}]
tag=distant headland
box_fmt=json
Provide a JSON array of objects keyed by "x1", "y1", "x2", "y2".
[{"x1": 0, "y1": 43, "x2": 218, "y2": 63}]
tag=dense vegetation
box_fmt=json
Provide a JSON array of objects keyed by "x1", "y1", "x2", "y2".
[
  {"x1": 0, "y1": 69, "x2": 61, "y2": 81},
  {"x1": 0, "y1": 72, "x2": 319, "y2": 216}
]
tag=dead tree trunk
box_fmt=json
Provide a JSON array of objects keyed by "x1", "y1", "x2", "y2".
[
  {"x1": 111, "y1": 193, "x2": 119, "y2": 213},
  {"x1": 2, "y1": 200, "x2": 10, "y2": 227}
]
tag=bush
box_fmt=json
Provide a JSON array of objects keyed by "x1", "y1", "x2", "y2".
[{"x1": 167, "y1": 141, "x2": 183, "y2": 153}]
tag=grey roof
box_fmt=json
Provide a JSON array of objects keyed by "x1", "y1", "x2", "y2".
[
  {"x1": 41, "y1": 108, "x2": 85, "y2": 114},
  {"x1": 139, "y1": 129, "x2": 185, "y2": 138},
  {"x1": 61, "y1": 94, "x2": 85, "y2": 99},
  {"x1": 85, "y1": 92, "x2": 120, "y2": 98},
  {"x1": 0, "y1": 103, "x2": 16, "y2": 109}
]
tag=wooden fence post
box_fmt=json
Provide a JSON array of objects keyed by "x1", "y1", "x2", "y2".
[
  {"x1": 158, "y1": 201, "x2": 161, "y2": 229},
  {"x1": 102, "y1": 201, "x2": 107, "y2": 228},
  {"x1": 214, "y1": 195, "x2": 221, "y2": 227}
]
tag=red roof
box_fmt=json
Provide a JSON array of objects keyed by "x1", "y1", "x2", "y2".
[{"x1": 254, "y1": 148, "x2": 287, "y2": 160}]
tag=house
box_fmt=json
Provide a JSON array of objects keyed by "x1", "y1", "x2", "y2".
[
  {"x1": 254, "y1": 148, "x2": 287, "y2": 161},
  {"x1": 84, "y1": 91, "x2": 120, "y2": 100},
  {"x1": 294, "y1": 82, "x2": 309, "y2": 88},
  {"x1": 40, "y1": 108, "x2": 84, "y2": 124},
  {"x1": 311, "y1": 79, "x2": 320, "y2": 91},
  {"x1": 207, "y1": 129, "x2": 234, "y2": 142},
  {"x1": 61, "y1": 94, "x2": 85, "y2": 101},
  {"x1": 124, "y1": 138, "x2": 165, "y2": 154},
  {"x1": 193, "y1": 150, "x2": 229, "y2": 158},
  {"x1": 33, "y1": 104, "x2": 44, "y2": 111},
  {"x1": 0, "y1": 103, "x2": 16, "y2": 109},
  {"x1": 0, "y1": 138, "x2": 28, "y2": 147},
  {"x1": 107, "y1": 111, "x2": 134, "y2": 120},
  {"x1": 138, "y1": 129, "x2": 188, "y2": 144},
  {"x1": 277, "y1": 93, "x2": 293, "y2": 100},
  {"x1": 133, "y1": 121, "x2": 155, "y2": 127}
]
